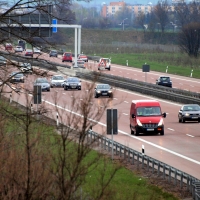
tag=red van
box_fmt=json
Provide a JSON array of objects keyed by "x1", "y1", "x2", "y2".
[
  {"x1": 62, "y1": 52, "x2": 72, "y2": 62},
  {"x1": 130, "y1": 100, "x2": 166, "y2": 136}
]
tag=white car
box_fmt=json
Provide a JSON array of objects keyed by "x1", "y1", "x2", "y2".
[
  {"x1": 14, "y1": 46, "x2": 23, "y2": 53},
  {"x1": 19, "y1": 62, "x2": 32, "y2": 74},
  {"x1": 50, "y1": 75, "x2": 65, "y2": 88},
  {"x1": 98, "y1": 58, "x2": 111, "y2": 71},
  {"x1": 72, "y1": 59, "x2": 85, "y2": 69},
  {"x1": 33, "y1": 47, "x2": 41, "y2": 54}
]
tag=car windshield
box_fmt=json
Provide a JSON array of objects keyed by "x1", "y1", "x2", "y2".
[
  {"x1": 104, "y1": 59, "x2": 109, "y2": 62},
  {"x1": 51, "y1": 50, "x2": 57, "y2": 53},
  {"x1": 52, "y1": 76, "x2": 64, "y2": 80},
  {"x1": 36, "y1": 78, "x2": 48, "y2": 83},
  {"x1": 15, "y1": 73, "x2": 23, "y2": 77},
  {"x1": 67, "y1": 78, "x2": 79, "y2": 82},
  {"x1": 137, "y1": 106, "x2": 161, "y2": 116},
  {"x1": 20, "y1": 63, "x2": 31, "y2": 67},
  {"x1": 65, "y1": 53, "x2": 71, "y2": 56},
  {"x1": 97, "y1": 84, "x2": 110, "y2": 89},
  {"x1": 183, "y1": 105, "x2": 200, "y2": 111},
  {"x1": 11, "y1": 72, "x2": 19, "y2": 76},
  {"x1": 160, "y1": 77, "x2": 170, "y2": 81}
]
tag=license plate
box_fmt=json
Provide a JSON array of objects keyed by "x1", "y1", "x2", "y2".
[
  {"x1": 71, "y1": 86, "x2": 76, "y2": 88},
  {"x1": 192, "y1": 117, "x2": 198, "y2": 119},
  {"x1": 102, "y1": 93, "x2": 107, "y2": 95},
  {"x1": 147, "y1": 129, "x2": 154, "y2": 131}
]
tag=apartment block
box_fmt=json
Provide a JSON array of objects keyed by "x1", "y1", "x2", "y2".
[{"x1": 101, "y1": 1, "x2": 153, "y2": 17}]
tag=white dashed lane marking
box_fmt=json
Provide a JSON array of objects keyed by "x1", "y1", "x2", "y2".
[
  {"x1": 123, "y1": 113, "x2": 128, "y2": 115},
  {"x1": 167, "y1": 128, "x2": 174, "y2": 131},
  {"x1": 124, "y1": 101, "x2": 129, "y2": 103},
  {"x1": 186, "y1": 134, "x2": 195, "y2": 138}
]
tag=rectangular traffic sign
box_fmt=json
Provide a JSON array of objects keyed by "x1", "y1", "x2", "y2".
[{"x1": 52, "y1": 19, "x2": 57, "y2": 33}]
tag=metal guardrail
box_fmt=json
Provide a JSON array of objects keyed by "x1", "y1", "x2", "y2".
[
  {"x1": 76, "y1": 71, "x2": 200, "y2": 104},
  {"x1": 86, "y1": 130, "x2": 200, "y2": 200}
]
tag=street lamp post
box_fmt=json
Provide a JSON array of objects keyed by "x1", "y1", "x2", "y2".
[{"x1": 122, "y1": 18, "x2": 128, "y2": 31}]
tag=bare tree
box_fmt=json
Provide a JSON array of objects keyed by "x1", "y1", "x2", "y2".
[
  {"x1": 179, "y1": 22, "x2": 200, "y2": 58},
  {"x1": 135, "y1": 12, "x2": 146, "y2": 32},
  {"x1": 175, "y1": 2, "x2": 200, "y2": 57},
  {"x1": 0, "y1": 2, "x2": 123, "y2": 199},
  {"x1": 153, "y1": 0, "x2": 170, "y2": 33}
]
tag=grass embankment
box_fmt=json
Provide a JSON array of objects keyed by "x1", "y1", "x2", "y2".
[
  {"x1": 99, "y1": 53, "x2": 200, "y2": 79},
  {"x1": 0, "y1": 100, "x2": 179, "y2": 200}
]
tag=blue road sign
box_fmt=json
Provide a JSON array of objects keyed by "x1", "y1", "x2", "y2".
[{"x1": 52, "y1": 19, "x2": 57, "y2": 33}]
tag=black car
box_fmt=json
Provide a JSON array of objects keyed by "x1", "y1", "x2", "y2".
[
  {"x1": 178, "y1": 104, "x2": 200, "y2": 123},
  {"x1": 34, "y1": 78, "x2": 50, "y2": 92},
  {"x1": 94, "y1": 84, "x2": 113, "y2": 98},
  {"x1": 156, "y1": 76, "x2": 172, "y2": 88},
  {"x1": 63, "y1": 77, "x2": 81, "y2": 90},
  {"x1": 49, "y1": 50, "x2": 58, "y2": 57},
  {"x1": 9, "y1": 72, "x2": 25, "y2": 83}
]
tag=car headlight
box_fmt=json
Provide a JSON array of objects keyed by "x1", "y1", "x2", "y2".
[
  {"x1": 184, "y1": 113, "x2": 190, "y2": 116},
  {"x1": 136, "y1": 119, "x2": 142, "y2": 126},
  {"x1": 158, "y1": 118, "x2": 164, "y2": 126},
  {"x1": 97, "y1": 91, "x2": 101, "y2": 93},
  {"x1": 78, "y1": 83, "x2": 81, "y2": 86},
  {"x1": 108, "y1": 90, "x2": 112, "y2": 93}
]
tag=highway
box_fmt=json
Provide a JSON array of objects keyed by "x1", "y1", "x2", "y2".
[{"x1": 2, "y1": 52, "x2": 200, "y2": 180}]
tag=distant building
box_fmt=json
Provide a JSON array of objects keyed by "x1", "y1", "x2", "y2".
[{"x1": 101, "y1": 1, "x2": 153, "y2": 17}]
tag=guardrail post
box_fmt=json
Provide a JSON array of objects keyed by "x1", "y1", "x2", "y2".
[
  {"x1": 124, "y1": 147, "x2": 126, "y2": 160},
  {"x1": 180, "y1": 173, "x2": 183, "y2": 189},
  {"x1": 104, "y1": 138, "x2": 106, "y2": 150},
  {"x1": 132, "y1": 151, "x2": 134, "y2": 165},
  {"x1": 101, "y1": 137, "x2": 103, "y2": 149},
  {"x1": 116, "y1": 143, "x2": 118, "y2": 155},
  {"x1": 157, "y1": 162, "x2": 160, "y2": 176},
  {"x1": 147, "y1": 157, "x2": 149, "y2": 171},
  {"x1": 128, "y1": 148, "x2": 130, "y2": 163},
  {"x1": 174, "y1": 170, "x2": 177, "y2": 185},
  {"x1": 142, "y1": 155, "x2": 144, "y2": 168},
  {"x1": 152, "y1": 160, "x2": 155, "y2": 173},
  {"x1": 137, "y1": 153, "x2": 139, "y2": 168},
  {"x1": 120, "y1": 146, "x2": 122, "y2": 157},
  {"x1": 169, "y1": 168, "x2": 171, "y2": 182},
  {"x1": 163, "y1": 164, "x2": 166, "y2": 179},
  {"x1": 126, "y1": 60, "x2": 128, "y2": 66},
  {"x1": 166, "y1": 66, "x2": 168, "y2": 73}
]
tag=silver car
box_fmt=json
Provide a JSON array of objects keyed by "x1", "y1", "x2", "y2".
[
  {"x1": 178, "y1": 104, "x2": 200, "y2": 123},
  {"x1": 34, "y1": 78, "x2": 50, "y2": 92},
  {"x1": 49, "y1": 50, "x2": 58, "y2": 57},
  {"x1": 50, "y1": 75, "x2": 65, "y2": 88},
  {"x1": 72, "y1": 59, "x2": 85, "y2": 69}
]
